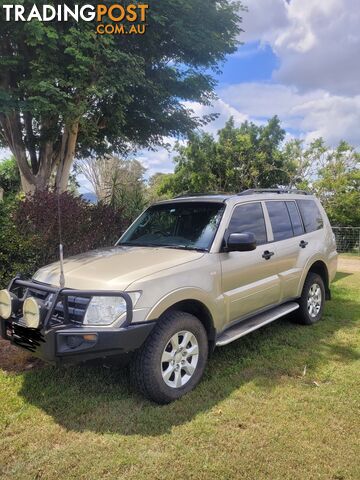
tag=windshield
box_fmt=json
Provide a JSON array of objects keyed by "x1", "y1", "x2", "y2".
[{"x1": 118, "y1": 202, "x2": 225, "y2": 251}]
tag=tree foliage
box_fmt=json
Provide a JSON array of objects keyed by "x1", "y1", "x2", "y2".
[
  {"x1": 312, "y1": 141, "x2": 360, "y2": 227},
  {"x1": 0, "y1": 156, "x2": 21, "y2": 193},
  {"x1": 158, "y1": 116, "x2": 293, "y2": 196},
  {"x1": 0, "y1": 0, "x2": 243, "y2": 193},
  {"x1": 152, "y1": 117, "x2": 359, "y2": 227}
]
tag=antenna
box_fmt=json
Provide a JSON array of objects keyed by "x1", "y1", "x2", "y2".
[{"x1": 57, "y1": 193, "x2": 65, "y2": 289}]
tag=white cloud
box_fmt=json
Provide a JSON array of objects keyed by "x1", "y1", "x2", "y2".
[
  {"x1": 293, "y1": 94, "x2": 360, "y2": 145},
  {"x1": 0, "y1": 148, "x2": 11, "y2": 161},
  {"x1": 184, "y1": 99, "x2": 248, "y2": 135},
  {"x1": 241, "y1": 0, "x2": 289, "y2": 44},
  {"x1": 219, "y1": 82, "x2": 318, "y2": 120},
  {"x1": 242, "y1": 0, "x2": 360, "y2": 95},
  {"x1": 219, "y1": 82, "x2": 360, "y2": 146},
  {"x1": 135, "y1": 142, "x2": 175, "y2": 178}
]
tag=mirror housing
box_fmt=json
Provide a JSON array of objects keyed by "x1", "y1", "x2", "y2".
[{"x1": 226, "y1": 232, "x2": 257, "y2": 252}]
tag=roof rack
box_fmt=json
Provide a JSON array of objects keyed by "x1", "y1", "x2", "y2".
[{"x1": 238, "y1": 188, "x2": 310, "y2": 196}]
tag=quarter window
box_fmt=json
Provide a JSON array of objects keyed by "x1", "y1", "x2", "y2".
[
  {"x1": 286, "y1": 201, "x2": 305, "y2": 236},
  {"x1": 297, "y1": 200, "x2": 323, "y2": 233},
  {"x1": 266, "y1": 201, "x2": 293, "y2": 241},
  {"x1": 228, "y1": 202, "x2": 267, "y2": 245}
]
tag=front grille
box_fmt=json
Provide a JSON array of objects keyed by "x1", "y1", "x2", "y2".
[
  {"x1": 7, "y1": 321, "x2": 45, "y2": 352},
  {"x1": 27, "y1": 284, "x2": 90, "y2": 326},
  {"x1": 53, "y1": 295, "x2": 90, "y2": 325}
]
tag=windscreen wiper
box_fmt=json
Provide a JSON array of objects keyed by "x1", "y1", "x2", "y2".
[
  {"x1": 160, "y1": 245, "x2": 208, "y2": 252},
  {"x1": 118, "y1": 242, "x2": 207, "y2": 252}
]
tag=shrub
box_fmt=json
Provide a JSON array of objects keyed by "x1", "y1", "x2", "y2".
[
  {"x1": 0, "y1": 191, "x2": 127, "y2": 288},
  {"x1": 0, "y1": 196, "x2": 39, "y2": 288}
]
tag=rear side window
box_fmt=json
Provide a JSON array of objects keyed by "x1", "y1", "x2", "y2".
[
  {"x1": 266, "y1": 201, "x2": 293, "y2": 241},
  {"x1": 286, "y1": 201, "x2": 305, "y2": 236},
  {"x1": 297, "y1": 200, "x2": 323, "y2": 233},
  {"x1": 228, "y1": 202, "x2": 267, "y2": 245}
]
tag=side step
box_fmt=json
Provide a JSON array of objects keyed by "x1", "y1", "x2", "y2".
[{"x1": 216, "y1": 302, "x2": 299, "y2": 347}]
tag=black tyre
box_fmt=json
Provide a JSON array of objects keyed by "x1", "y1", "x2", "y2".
[
  {"x1": 295, "y1": 272, "x2": 325, "y2": 325},
  {"x1": 129, "y1": 310, "x2": 208, "y2": 404}
]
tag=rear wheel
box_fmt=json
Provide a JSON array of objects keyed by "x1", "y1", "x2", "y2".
[
  {"x1": 130, "y1": 310, "x2": 208, "y2": 404},
  {"x1": 295, "y1": 272, "x2": 325, "y2": 325}
]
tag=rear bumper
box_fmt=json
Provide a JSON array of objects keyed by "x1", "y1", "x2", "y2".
[{"x1": 0, "y1": 319, "x2": 155, "y2": 365}]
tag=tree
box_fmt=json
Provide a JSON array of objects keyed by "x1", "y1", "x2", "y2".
[
  {"x1": 282, "y1": 137, "x2": 329, "y2": 189},
  {"x1": 312, "y1": 141, "x2": 360, "y2": 226},
  {"x1": 146, "y1": 172, "x2": 173, "y2": 203},
  {"x1": 78, "y1": 155, "x2": 147, "y2": 222},
  {"x1": 159, "y1": 116, "x2": 292, "y2": 196},
  {"x1": 282, "y1": 138, "x2": 360, "y2": 226},
  {"x1": 0, "y1": 0, "x2": 243, "y2": 194},
  {"x1": 0, "y1": 156, "x2": 21, "y2": 194}
]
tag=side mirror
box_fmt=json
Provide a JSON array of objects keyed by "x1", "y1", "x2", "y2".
[{"x1": 226, "y1": 232, "x2": 257, "y2": 252}]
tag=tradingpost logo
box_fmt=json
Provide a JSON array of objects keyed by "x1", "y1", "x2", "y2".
[{"x1": 2, "y1": 3, "x2": 149, "y2": 35}]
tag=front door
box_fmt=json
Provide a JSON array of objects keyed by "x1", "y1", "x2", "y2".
[{"x1": 220, "y1": 201, "x2": 281, "y2": 324}]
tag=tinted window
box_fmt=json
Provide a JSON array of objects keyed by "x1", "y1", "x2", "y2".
[
  {"x1": 266, "y1": 201, "x2": 293, "y2": 241},
  {"x1": 286, "y1": 201, "x2": 305, "y2": 236},
  {"x1": 228, "y1": 202, "x2": 267, "y2": 245},
  {"x1": 297, "y1": 200, "x2": 323, "y2": 233}
]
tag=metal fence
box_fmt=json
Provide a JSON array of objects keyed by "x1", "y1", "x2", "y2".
[{"x1": 332, "y1": 226, "x2": 360, "y2": 255}]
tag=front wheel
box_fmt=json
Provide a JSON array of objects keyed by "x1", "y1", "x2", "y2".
[
  {"x1": 295, "y1": 272, "x2": 325, "y2": 325},
  {"x1": 130, "y1": 311, "x2": 208, "y2": 404}
]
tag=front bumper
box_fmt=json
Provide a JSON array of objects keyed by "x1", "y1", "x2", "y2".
[
  {"x1": 0, "y1": 318, "x2": 155, "y2": 365},
  {"x1": 0, "y1": 277, "x2": 155, "y2": 365}
]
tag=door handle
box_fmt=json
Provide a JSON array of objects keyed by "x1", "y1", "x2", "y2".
[
  {"x1": 262, "y1": 250, "x2": 274, "y2": 260},
  {"x1": 299, "y1": 240, "x2": 308, "y2": 248}
]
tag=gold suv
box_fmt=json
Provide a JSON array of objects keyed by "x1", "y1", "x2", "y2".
[{"x1": 0, "y1": 189, "x2": 338, "y2": 403}]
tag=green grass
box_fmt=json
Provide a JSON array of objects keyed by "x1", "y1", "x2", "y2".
[{"x1": 1, "y1": 270, "x2": 359, "y2": 480}]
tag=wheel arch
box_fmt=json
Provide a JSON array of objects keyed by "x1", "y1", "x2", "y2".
[
  {"x1": 304, "y1": 260, "x2": 331, "y2": 300},
  {"x1": 159, "y1": 299, "x2": 216, "y2": 352}
]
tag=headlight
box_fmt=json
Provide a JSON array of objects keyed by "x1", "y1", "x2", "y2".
[
  {"x1": 83, "y1": 292, "x2": 141, "y2": 326},
  {"x1": 23, "y1": 297, "x2": 43, "y2": 328},
  {"x1": 0, "y1": 290, "x2": 12, "y2": 319}
]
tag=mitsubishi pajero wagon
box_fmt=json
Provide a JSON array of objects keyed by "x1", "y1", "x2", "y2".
[{"x1": 0, "y1": 189, "x2": 338, "y2": 403}]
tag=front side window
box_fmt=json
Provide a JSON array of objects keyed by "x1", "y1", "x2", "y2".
[
  {"x1": 266, "y1": 201, "x2": 293, "y2": 241},
  {"x1": 297, "y1": 200, "x2": 323, "y2": 233},
  {"x1": 228, "y1": 202, "x2": 267, "y2": 245},
  {"x1": 118, "y1": 202, "x2": 225, "y2": 251}
]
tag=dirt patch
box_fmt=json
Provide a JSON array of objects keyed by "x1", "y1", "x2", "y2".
[
  {"x1": 338, "y1": 256, "x2": 360, "y2": 273},
  {"x1": 0, "y1": 339, "x2": 43, "y2": 373}
]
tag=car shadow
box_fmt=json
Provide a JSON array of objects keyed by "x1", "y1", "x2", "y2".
[
  {"x1": 18, "y1": 285, "x2": 359, "y2": 437},
  {"x1": 332, "y1": 271, "x2": 352, "y2": 282}
]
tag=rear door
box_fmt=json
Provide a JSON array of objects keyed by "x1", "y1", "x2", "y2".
[
  {"x1": 264, "y1": 200, "x2": 306, "y2": 301},
  {"x1": 220, "y1": 201, "x2": 281, "y2": 323}
]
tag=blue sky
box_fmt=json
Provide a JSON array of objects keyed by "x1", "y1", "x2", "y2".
[{"x1": 215, "y1": 42, "x2": 279, "y2": 87}]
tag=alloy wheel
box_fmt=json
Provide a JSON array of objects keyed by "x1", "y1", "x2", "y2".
[
  {"x1": 307, "y1": 283, "x2": 322, "y2": 318},
  {"x1": 161, "y1": 330, "x2": 199, "y2": 388}
]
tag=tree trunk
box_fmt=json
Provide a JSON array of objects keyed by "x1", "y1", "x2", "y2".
[
  {"x1": 0, "y1": 111, "x2": 79, "y2": 194},
  {"x1": 54, "y1": 121, "x2": 79, "y2": 193}
]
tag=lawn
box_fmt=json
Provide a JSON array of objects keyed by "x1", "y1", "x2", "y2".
[{"x1": 0, "y1": 258, "x2": 359, "y2": 480}]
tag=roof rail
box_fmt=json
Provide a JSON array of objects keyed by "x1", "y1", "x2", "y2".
[
  {"x1": 175, "y1": 192, "x2": 229, "y2": 198},
  {"x1": 238, "y1": 188, "x2": 310, "y2": 196}
]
